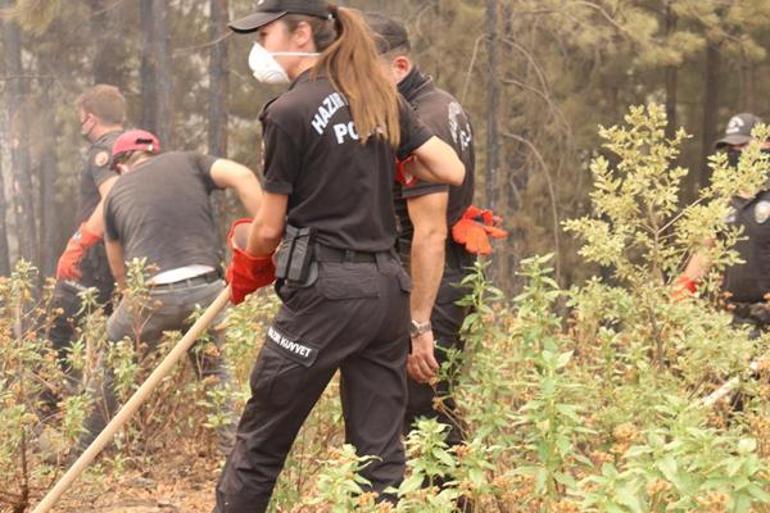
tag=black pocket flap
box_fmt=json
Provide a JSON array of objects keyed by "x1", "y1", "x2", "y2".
[{"x1": 317, "y1": 264, "x2": 380, "y2": 300}]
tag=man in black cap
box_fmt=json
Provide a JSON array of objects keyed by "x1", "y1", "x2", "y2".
[
  {"x1": 715, "y1": 113, "x2": 765, "y2": 167},
  {"x1": 367, "y1": 15, "x2": 503, "y2": 504},
  {"x1": 676, "y1": 113, "x2": 770, "y2": 332}
]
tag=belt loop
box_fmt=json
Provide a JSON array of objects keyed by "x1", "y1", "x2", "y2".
[
  {"x1": 375, "y1": 251, "x2": 389, "y2": 271},
  {"x1": 388, "y1": 248, "x2": 400, "y2": 265}
]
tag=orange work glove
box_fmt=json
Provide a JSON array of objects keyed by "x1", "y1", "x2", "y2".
[
  {"x1": 671, "y1": 274, "x2": 698, "y2": 302},
  {"x1": 56, "y1": 223, "x2": 102, "y2": 281},
  {"x1": 226, "y1": 218, "x2": 276, "y2": 305},
  {"x1": 451, "y1": 207, "x2": 508, "y2": 256}
]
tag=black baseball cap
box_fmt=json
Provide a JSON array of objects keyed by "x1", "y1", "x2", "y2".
[
  {"x1": 364, "y1": 12, "x2": 411, "y2": 54},
  {"x1": 229, "y1": 0, "x2": 331, "y2": 34},
  {"x1": 715, "y1": 113, "x2": 763, "y2": 149}
]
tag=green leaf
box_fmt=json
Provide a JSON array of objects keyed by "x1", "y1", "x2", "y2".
[
  {"x1": 737, "y1": 438, "x2": 757, "y2": 454},
  {"x1": 657, "y1": 456, "x2": 678, "y2": 483},
  {"x1": 556, "y1": 351, "x2": 574, "y2": 369},
  {"x1": 398, "y1": 473, "x2": 424, "y2": 496},
  {"x1": 746, "y1": 484, "x2": 770, "y2": 503}
]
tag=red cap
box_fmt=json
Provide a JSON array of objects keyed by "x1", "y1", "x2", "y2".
[{"x1": 111, "y1": 129, "x2": 160, "y2": 169}]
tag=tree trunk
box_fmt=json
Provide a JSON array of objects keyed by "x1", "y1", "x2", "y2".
[
  {"x1": 664, "y1": 4, "x2": 677, "y2": 140},
  {"x1": 153, "y1": 0, "x2": 173, "y2": 147},
  {"x1": 0, "y1": 119, "x2": 11, "y2": 276},
  {"x1": 3, "y1": 2, "x2": 38, "y2": 265},
  {"x1": 38, "y1": 70, "x2": 59, "y2": 276},
  {"x1": 208, "y1": 0, "x2": 229, "y2": 157},
  {"x1": 92, "y1": 0, "x2": 129, "y2": 85},
  {"x1": 741, "y1": 57, "x2": 757, "y2": 112},
  {"x1": 140, "y1": 0, "x2": 173, "y2": 145},
  {"x1": 485, "y1": 0, "x2": 501, "y2": 213},
  {"x1": 209, "y1": 0, "x2": 230, "y2": 244},
  {"x1": 697, "y1": 42, "x2": 721, "y2": 197},
  {"x1": 484, "y1": 0, "x2": 501, "y2": 281}
]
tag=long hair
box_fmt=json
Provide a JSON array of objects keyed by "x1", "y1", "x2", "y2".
[{"x1": 284, "y1": 6, "x2": 401, "y2": 147}]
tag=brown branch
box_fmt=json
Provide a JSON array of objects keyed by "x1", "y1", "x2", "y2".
[
  {"x1": 502, "y1": 131, "x2": 563, "y2": 281},
  {"x1": 461, "y1": 35, "x2": 485, "y2": 104},
  {"x1": 172, "y1": 32, "x2": 232, "y2": 56},
  {"x1": 0, "y1": 74, "x2": 55, "y2": 81}
]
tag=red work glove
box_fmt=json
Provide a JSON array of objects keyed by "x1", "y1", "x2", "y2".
[
  {"x1": 395, "y1": 156, "x2": 416, "y2": 187},
  {"x1": 226, "y1": 218, "x2": 276, "y2": 305},
  {"x1": 56, "y1": 223, "x2": 102, "y2": 281},
  {"x1": 464, "y1": 206, "x2": 502, "y2": 227},
  {"x1": 671, "y1": 274, "x2": 698, "y2": 302},
  {"x1": 451, "y1": 207, "x2": 508, "y2": 256}
]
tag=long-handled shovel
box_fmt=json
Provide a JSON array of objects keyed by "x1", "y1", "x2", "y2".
[
  {"x1": 31, "y1": 286, "x2": 232, "y2": 513},
  {"x1": 702, "y1": 359, "x2": 762, "y2": 408}
]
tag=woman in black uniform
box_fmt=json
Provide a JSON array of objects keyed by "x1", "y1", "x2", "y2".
[{"x1": 216, "y1": 1, "x2": 465, "y2": 511}]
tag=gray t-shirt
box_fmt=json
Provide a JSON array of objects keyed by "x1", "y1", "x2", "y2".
[{"x1": 104, "y1": 151, "x2": 223, "y2": 274}]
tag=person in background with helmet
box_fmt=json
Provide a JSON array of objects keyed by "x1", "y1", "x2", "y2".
[
  {"x1": 367, "y1": 13, "x2": 505, "y2": 509},
  {"x1": 216, "y1": 1, "x2": 465, "y2": 511},
  {"x1": 75, "y1": 129, "x2": 263, "y2": 457},
  {"x1": 48, "y1": 85, "x2": 126, "y2": 397},
  {"x1": 675, "y1": 113, "x2": 770, "y2": 333}
]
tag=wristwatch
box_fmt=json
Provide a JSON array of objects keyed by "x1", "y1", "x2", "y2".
[{"x1": 409, "y1": 320, "x2": 432, "y2": 338}]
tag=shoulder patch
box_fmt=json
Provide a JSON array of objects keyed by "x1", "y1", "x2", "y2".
[
  {"x1": 754, "y1": 201, "x2": 770, "y2": 224},
  {"x1": 447, "y1": 101, "x2": 472, "y2": 152},
  {"x1": 93, "y1": 151, "x2": 110, "y2": 168}
]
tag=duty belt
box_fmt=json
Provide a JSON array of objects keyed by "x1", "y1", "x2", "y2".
[{"x1": 314, "y1": 244, "x2": 394, "y2": 264}]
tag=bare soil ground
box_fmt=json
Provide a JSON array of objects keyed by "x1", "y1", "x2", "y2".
[{"x1": 49, "y1": 452, "x2": 221, "y2": 513}]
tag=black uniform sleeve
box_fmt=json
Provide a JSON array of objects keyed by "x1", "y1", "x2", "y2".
[
  {"x1": 103, "y1": 194, "x2": 120, "y2": 242},
  {"x1": 260, "y1": 115, "x2": 302, "y2": 195},
  {"x1": 187, "y1": 152, "x2": 221, "y2": 192},
  {"x1": 87, "y1": 147, "x2": 118, "y2": 189},
  {"x1": 396, "y1": 97, "x2": 433, "y2": 161}
]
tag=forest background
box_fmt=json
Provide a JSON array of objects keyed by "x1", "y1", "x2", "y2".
[
  {"x1": 4, "y1": 2, "x2": 770, "y2": 513},
  {"x1": 2, "y1": 0, "x2": 769, "y2": 293}
]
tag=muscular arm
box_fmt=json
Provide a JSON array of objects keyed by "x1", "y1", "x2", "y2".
[
  {"x1": 673, "y1": 239, "x2": 715, "y2": 299},
  {"x1": 81, "y1": 176, "x2": 118, "y2": 235},
  {"x1": 683, "y1": 242, "x2": 712, "y2": 282},
  {"x1": 682, "y1": 248, "x2": 712, "y2": 283},
  {"x1": 405, "y1": 191, "x2": 448, "y2": 384},
  {"x1": 105, "y1": 238, "x2": 126, "y2": 291},
  {"x1": 246, "y1": 192, "x2": 288, "y2": 256},
  {"x1": 407, "y1": 136, "x2": 465, "y2": 187},
  {"x1": 408, "y1": 191, "x2": 449, "y2": 322},
  {"x1": 210, "y1": 159, "x2": 263, "y2": 216}
]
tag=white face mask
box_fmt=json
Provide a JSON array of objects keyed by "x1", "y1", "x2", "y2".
[{"x1": 248, "y1": 43, "x2": 320, "y2": 85}]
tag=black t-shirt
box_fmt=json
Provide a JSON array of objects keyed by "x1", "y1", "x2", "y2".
[
  {"x1": 392, "y1": 68, "x2": 476, "y2": 263},
  {"x1": 723, "y1": 190, "x2": 770, "y2": 303},
  {"x1": 260, "y1": 71, "x2": 433, "y2": 253},
  {"x1": 104, "y1": 151, "x2": 223, "y2": 274},
  {"x1": 76, "y1": 130, "x2": 121, "y2": 225}
]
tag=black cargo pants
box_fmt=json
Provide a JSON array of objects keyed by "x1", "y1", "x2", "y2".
[
  {"x1": 44, "y1": 247, "x2": 114, "y2": 413},
  {"x1": 404, "y1": 245, "x2": 474, "y2": 448},
  {"x1": 49, "y1": 243, "x2": 115, "y2": 370},
  {"x1": 215, "y1": 252, "x2": 411, "y2": 513}
]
